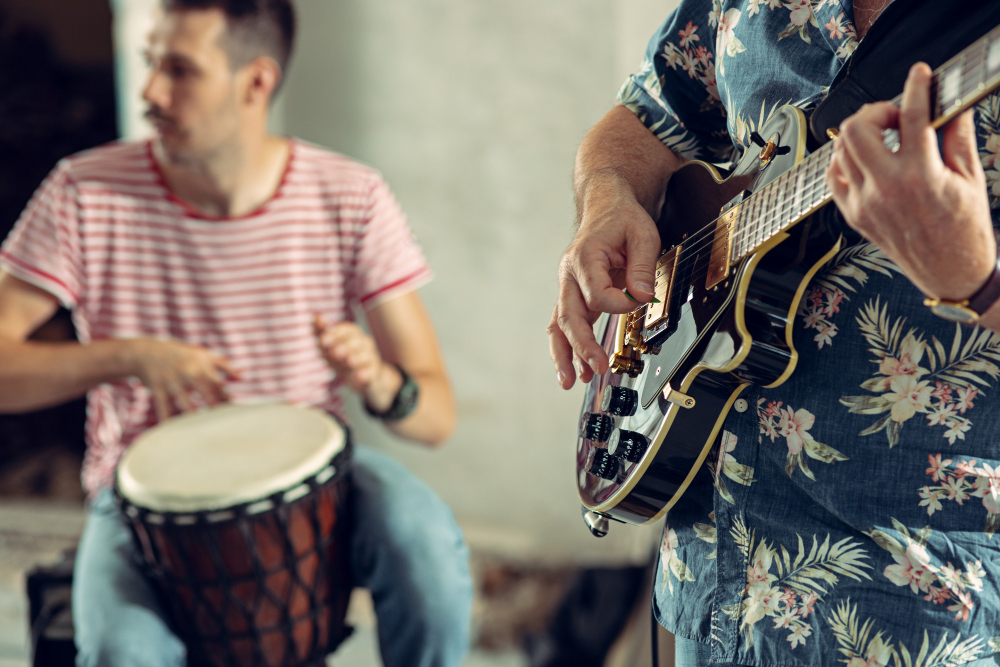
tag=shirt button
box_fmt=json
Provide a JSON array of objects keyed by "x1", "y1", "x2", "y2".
[{"x1": 734, "y1": 398, "x2": 749, "y2": 413}]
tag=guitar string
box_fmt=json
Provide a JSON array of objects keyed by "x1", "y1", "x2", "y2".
[
  {"x1": 634, "y1": 33, "x2": 1000, "y2": 304},
  {"x1": 646, "y1": 142, "x2": 836, "y2": 287}
]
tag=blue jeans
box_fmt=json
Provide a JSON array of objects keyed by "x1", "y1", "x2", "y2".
[{"x1": 72, "y1": 446, "x2": 473, "y2": 667}]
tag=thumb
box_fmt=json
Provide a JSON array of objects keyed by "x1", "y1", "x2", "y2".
[{"x1": 624, "y1": 219, "x2": 661, "y2": 300}]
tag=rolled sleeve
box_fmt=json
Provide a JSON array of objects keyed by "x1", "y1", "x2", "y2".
[{"x1": 617, "y1": 2, "x2": 735, "y2": 163}]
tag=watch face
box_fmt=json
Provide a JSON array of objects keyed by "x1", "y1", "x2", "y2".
[{"x1": 930, "y1": 303, "x2": 979, "y2": 324}]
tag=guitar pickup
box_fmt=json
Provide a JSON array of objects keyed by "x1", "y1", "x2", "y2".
[{"x1": 644, "y1": 246, "x2": 681, "y2": 329}]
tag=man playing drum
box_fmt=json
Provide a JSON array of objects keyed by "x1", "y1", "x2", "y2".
[{"x1": 0, "y1": 1, "x2": 472, "y2": 665}]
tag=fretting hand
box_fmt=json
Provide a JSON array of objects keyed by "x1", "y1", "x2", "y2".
[{"x1": 827, "y1": 62, "x2": 996, "y2": 308}]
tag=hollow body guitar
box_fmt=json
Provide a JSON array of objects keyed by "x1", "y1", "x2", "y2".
[{"x1": 576, "y1": 26, "x2": 1000, "y2": 536}]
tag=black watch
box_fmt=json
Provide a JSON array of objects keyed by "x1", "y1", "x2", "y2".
[{"x1": 364, "y1": 364, "x2": 419, "y2": 422}]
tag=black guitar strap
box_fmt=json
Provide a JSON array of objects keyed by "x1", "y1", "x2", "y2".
[{"x1": 809, "y1": 0, "x2": 1000, "y2": 145}]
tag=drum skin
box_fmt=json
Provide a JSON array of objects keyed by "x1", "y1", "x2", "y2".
[{"x1": 118, "y1": 444, "x2": 353, "y2": 667}]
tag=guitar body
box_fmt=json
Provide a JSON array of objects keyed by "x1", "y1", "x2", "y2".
[{"x1": 577, "y1": 105, "x2": 844, "y2": 526}]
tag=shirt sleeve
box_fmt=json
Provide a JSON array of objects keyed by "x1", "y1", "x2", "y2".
[
  {"x1": 617, "y1": 0, "x2": 735, "y2": 163},
  {"x1": 348, "y1": 173, "x2": 433, "y2": 310},
  {"x1": 0, "y1": 160, "x2": 83, "y2": 308}
]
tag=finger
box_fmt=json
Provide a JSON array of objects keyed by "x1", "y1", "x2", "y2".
[
  {"x1": 834, "y1": 137, "x2": 865, "y2": 191},
  {"x1": 898, "y1": 62, "x2": 939, "y2": 164},
  {"x1": 212, "y1": 355, "x2": 241, "y2": 380},
  {"x1": 556, "y1": 277, "x2": 607, "y2": 376},
  {"x1": 312, "y1": 313, "x2": 328, "y2": 335},
  {"x1": 151, "y1": 387, "x2": 172, "y2": 422},
  {"x1": 192, "y1": 374, "x2": 225, "y2": 406},
  {"x1": 574, "y1": 352, "x2": 595, "y2": 385},
  {"x1": 170, "y1": 382, "x2": 194, "y2": 413},
  {"x1": 826, "y1": 152, "x2": 850, "y2": 204},
  {"x1": 324, "y1": 322, "x2": 363, "y2": 342},
  {"x1": 942, "y1": 109, "x2": 981, "y2": 178},
  {"x1": 623, "y1": 219, "x2": 661, "y2": 301},
  {"x1": 547, "y1": 308, "x2": 577, "y2": 389},
  {"x1": 839, "y1": 103, "x2": 897, "y2": 178},
  {"x1": 569, "y1": 248, "x2": 635, "y2": 315}
]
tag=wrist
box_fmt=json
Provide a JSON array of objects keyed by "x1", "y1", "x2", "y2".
[
  {"x1": 108, "y1": 338, "x2": 142, "y2": 379},
  {"x1": 363, "y1": 362, "x2": 403, "y2": 412}
]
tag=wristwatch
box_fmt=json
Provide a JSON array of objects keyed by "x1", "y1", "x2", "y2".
[
  {"x1": 924, "y1": 256, "x2": 1000, "y2": 325},
  {"x1": 364, "y1": 364, "x2": 420, "y2": 421}
]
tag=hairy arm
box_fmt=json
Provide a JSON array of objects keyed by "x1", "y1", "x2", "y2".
[{"x1": 549, "y1": 105, "x2": 687, "y2": 389}]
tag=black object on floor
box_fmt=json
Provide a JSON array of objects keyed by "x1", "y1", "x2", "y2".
[
  {"x1": 26, "y1": 549, "x2": 76, "y2": 667},
  {"x1": 525, "y1": 564, "x2": 649, "y2": 667}
]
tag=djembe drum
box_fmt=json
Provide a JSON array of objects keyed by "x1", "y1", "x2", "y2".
[{"x1": 115, "y1": 403, "x2": 353, "y2": 667}]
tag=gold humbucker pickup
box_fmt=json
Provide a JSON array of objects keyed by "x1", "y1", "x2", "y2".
[
  {"x1": 706, "y1": 206, "x2": 738, "y2": 290},
  {"x1": 644, "y1": 246, "x2": 681, "y2": 329}
]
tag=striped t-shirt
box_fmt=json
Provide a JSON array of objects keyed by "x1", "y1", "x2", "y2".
[{"x1": 0, "y1": 139, "x2": 432, "y2": 495}]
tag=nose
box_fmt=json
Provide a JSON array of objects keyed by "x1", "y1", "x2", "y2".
[{"x1": 141, "y1": 67, "x2": 170, "y2": 110}]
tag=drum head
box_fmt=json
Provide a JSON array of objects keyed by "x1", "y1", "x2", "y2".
[{"x1": 117, "y1": 403, "x2": 346, "y2": 513}]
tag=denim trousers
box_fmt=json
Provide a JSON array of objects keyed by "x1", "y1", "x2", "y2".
[{"x1": 72, "y1": 445, "x2": 473, "y2": 667}]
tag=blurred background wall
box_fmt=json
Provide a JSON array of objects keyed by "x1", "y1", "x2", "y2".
[{"x1": 107, "y1": 0, "x2": 680, "y2": 564}]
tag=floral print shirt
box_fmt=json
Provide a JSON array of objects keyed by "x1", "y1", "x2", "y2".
[{"x1": 618, "y1": 1, "x2": 1000, "y2": 666}]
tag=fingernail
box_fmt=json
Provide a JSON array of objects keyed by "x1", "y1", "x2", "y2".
[
  {"x1": 574, "y1": 359, "x2": 585, "y2": 376},
  {"x1": 634, "y1": 281, "x2": 654, "y2": 296},
  {"x1": 588, "y1": 357, "x2": 602, "y2": 374},
  {"x1": 557, "y1": 371, "x2": 565, "y2": 386}
]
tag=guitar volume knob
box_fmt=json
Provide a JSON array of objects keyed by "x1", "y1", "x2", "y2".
[
  {"x1": 608, "y1": 428, "x2": 649, "y2": 463},
  {"x1": 587, "y1": 448, "x2": 620, "y2": 481},
  {"x1": 601, "y1": 385, "x2": 638, "y2": 416},
  {"x1": 581, "y1": 412, "x2": 614, "y2": 442}
]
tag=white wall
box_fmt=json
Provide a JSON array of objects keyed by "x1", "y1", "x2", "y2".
[{"x1": 112, "y1": 0, "x2": 679, "y2": 564}]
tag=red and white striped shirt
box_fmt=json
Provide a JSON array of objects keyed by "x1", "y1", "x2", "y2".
[{"x1": 0, "y1": 139, "x2": 432, "y2": 495}]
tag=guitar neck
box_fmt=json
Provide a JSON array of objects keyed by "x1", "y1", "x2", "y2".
[{"x1": 731, "y1": 23, "x2": 1000, "y2": 262}]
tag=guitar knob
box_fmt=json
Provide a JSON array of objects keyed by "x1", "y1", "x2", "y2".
[
  {"x1": 581, "y1": 413, "x2": 614, "y2": 442},
  {"x1": 586, "y1": 448, "x2": 620, "y2": 481},
  {"x1": 601, "y1": 385, "x2": 638, "y2": 416},
  {"x1": 608, "y1": 428, "x2": 649, "y2": 463}
]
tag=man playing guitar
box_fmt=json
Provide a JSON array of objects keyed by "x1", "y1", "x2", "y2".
[{"x1": 551, "y1": 0, "x2": 1000, "y2": 665}]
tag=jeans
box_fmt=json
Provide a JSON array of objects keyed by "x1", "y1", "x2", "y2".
[{"x1": 73, "y1": 446, "x2": 473, "y2": 667}]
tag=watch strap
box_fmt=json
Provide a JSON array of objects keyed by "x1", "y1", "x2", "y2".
[
  {"x1": 364, "y1": 364, "x2": 419, "y2": 422},
  {"x1": 966, "y1": 255, "x2": 1000, "y2": 317}
]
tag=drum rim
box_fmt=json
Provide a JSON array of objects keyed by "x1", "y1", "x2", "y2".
[
  {"x1": 116, "y1": 403, "x2": 348, "y2": 514},
  {"x1": 115, "y1": 430, "x2": 352, "y2": 526}
]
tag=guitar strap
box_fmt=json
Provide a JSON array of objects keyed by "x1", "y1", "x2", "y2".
[{"x1": 809, "y1": 0, "x2": 1000, "y2": 145}]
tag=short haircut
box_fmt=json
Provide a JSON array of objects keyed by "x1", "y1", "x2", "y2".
[{"x1": 161, "y1": 0, "x2": 295, "y2": 75}]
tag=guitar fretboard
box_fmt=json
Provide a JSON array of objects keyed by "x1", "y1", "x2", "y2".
[{"x1": 729, "y1": 23, "x2": 1000, "y2": 263}]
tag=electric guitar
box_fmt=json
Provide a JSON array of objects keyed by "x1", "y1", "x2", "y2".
[{"x1": 577, "y1": 24, "x2": 1000, "y2": 538}]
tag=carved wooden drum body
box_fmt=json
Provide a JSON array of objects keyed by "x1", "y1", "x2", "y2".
[{"x1": 116, "y1": 403, "x2": 353, "y2": 667}]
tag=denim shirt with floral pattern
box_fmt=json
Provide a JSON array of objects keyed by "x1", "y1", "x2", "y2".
[{"x1": 618, "y1": 1, "x2": 1000, "y2": 665}]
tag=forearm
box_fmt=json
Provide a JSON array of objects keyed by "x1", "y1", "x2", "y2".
[
  {"x1": 363, "y1": 363, "x2": 455, "y2": 446},
  {"x1": 0, "y1": 338, "x2": 133, "y2": 413},
  {"x1": 574, "y1": 104, "x2": 687, "y2": 221}
]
